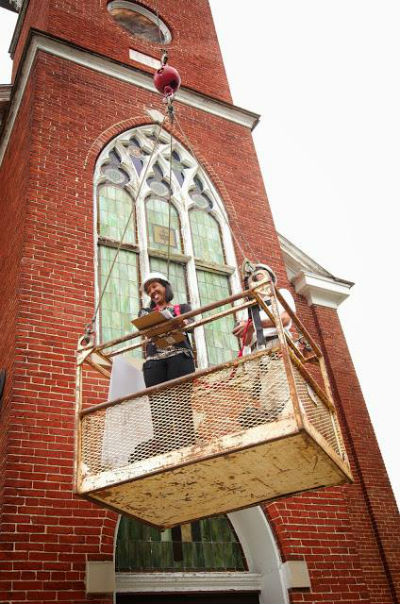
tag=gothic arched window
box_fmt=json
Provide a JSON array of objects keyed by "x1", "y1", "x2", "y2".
[{"x1": 95, "y1": 124, "x2": 240, "y2": 367}]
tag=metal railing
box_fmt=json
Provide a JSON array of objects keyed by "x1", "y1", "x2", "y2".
[{"x1": 75, "y1": 278, "x2": 350, "y2": 497}]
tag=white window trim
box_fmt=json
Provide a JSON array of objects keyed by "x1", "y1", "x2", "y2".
[
  {"x1": 129, "y1": 49, "x2": 160, "y2": 70},
  {"x1": 115, "y1": 571, "x2": 263, "y2": 593}
]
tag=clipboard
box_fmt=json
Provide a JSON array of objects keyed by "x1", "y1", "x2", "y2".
[
  {"x1": 131, "y1": 310, "x2": 186, "y2": 348},
  {"x1": 131, "y1": 309, "x2": 173, "y2": 330}
]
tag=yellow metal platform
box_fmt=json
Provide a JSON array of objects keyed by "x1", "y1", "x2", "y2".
[{"x1": 76, "y1": 348, "x2": 352, "y2": 528}]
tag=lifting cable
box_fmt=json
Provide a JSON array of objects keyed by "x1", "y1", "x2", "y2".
[
  {"x1": 83, "y1": 36, "x2": 256, "y2": 342},
  {"x1": 166, "y1": 124, "x2": 174, "y2": 281},
  {"x1": 84, "y1": 109, "x2": 170, "y2": 343},
  {"x1": 155, "y1": 0, "x2": 180, "y2": 282},
  {"x1": 173, "y1": 112, "x2": 252, "y2": 263},
  {"x1": 84, "y1": 44, "x2": 179, "y2": 343}
]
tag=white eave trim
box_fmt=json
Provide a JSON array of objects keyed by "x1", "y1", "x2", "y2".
[
  {"x1": 278, "y1": 233, "x2": 354, "y2": 309},
  {"x1": 0, "y1": 33, "x2": 259, "y2": 165},
  {"x1": 0, "y1": 85, "x2": 12, "y2": 102},
  {"x1": 292, "y1": 270, "x2": 352, "y2": 309},
  {"x1": 116, "y1": 571, "x2": 263, "y2": 593},
  {"x1": 10, "y1": 0, "x2": 24, "y2": 11}
]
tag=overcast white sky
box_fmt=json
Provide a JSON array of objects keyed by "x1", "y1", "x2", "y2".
[
  {"x1": 0, "y1": 2, "x2": 399, "y2": 507},
  {"x1": 209, "y1": 0, "x2": 400, "y2": 507}
]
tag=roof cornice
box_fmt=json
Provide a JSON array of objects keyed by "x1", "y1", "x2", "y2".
[
  {"x1": 0, "y1": 85, "x2": 12, "y2": 103},
  {"x1": 9, "y1": 0, "x2": 30, "y2": 56},
  {"x1": 278, "y1": 233, "x2": 354, "y2": 309},
  {"x1": 0, "y1": 0, "x2": 20, "y2": 12},
  {"x1": 292, "y1": 270, "x2": 353, "y2": 309},
  {"x1": 0, "y1": 85, "x2": 12, "y2": 130}
]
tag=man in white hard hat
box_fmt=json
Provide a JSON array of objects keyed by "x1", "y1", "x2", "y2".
[
  {"x1": 232, "y1": 262, "x2": 296, "y2": 427},
  {"x1": 232, "y1": 263, "x2": 296, "y2": 352}
]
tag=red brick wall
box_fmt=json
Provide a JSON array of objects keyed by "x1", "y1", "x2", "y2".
[
  {"x1": 312, "y1": 306, "x2": 399, "y2": 603},
  {"x1": 262, "y1": 304, "x2": 400, "y2": 604},
  {"x1": 0, "y1": 61, "x2": 33, "y2": 604},
  {"x1": 12, "y1": 0, "x2": 232, "y2": 104},
  {"x1": 0, "y1": 57, "x2": 118, "y2": 604},
  {"x1": 266, "y1": 489, "x2": 371, "y2": 603},
  {"x1": 0, "y1": 47, "x2": 286, "y2": 601},
  {"x1": 0, "y1": 2, "x2": 398, "y2": 602}
]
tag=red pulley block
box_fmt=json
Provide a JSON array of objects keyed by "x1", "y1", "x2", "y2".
[{"x1": 153, "y1": 64, "x2": 181, "y2": 98}]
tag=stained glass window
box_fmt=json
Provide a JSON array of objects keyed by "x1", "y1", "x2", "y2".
[
  {"x1": 197, "y1": 270, "x2": 238, "y2": 365},
  {"x1": 190, "y1": 209, "x2": 224, "y2": 264},
  {"x1": 116, "y1": 515, "x2": 247, "y2": 572},
  {"x1": 108, "y1": 1, "x2": 171, "y2": 44},
  {"x1": 127, "y1": 138, "x2": 148, "y2": 176},
  {"x1": 146, "y1": 199, "x2": 181, "y2": 253},
  {"x1": 171, "y1": 150, "x2": 189, "y2": 187},
  {"x1": 99, "y1": 246, "x2": 140, "y2": 343},
  {"x1": 99, "y1": 185, "x2": 135, "y2": 244},
  {"x1": 190, "y1": 176, "x2": 213, "y2": 211},
  {"x1": 147, "y1": 163, "x2": 171, "y2": 198},
  {"x1": 101, "y1": 149, "x2": 130, "y2": 186}
]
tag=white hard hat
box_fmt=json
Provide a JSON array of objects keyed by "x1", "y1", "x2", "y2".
[
  {"x1": 142, "y1": 272, "x2": 171, "y2": 292},
  {"x1": 253, "y1": 263, "x2": 277, "y2": 283}
]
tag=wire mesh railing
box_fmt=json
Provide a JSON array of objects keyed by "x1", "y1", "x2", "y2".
[{"x1": 75, "y1": 278, "x2": 351, "y2": 516}]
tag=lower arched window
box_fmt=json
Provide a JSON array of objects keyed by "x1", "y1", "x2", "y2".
[{"x1": 116, "y1": 515, "x2": 247, "y2": 572}]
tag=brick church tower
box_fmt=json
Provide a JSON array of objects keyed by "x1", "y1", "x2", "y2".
[{"x1": 0, "y1": 1, "x2": 398, "y2": 603}]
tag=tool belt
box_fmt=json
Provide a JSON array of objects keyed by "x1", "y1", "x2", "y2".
[{"x1": 250, "y1": 335, "x2": 279, "y2": 352}]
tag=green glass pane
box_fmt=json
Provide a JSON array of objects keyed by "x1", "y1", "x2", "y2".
[
  {"x1": 98, "y1": 184, "x2": 135, "y2": 244},
  {"x1": 115, "y1": 525, "x2": 129, "y2": 571},
  {"x1": 116, "y1": 515, "x2": 246, "y2": 571},
  {"x1": 196, "y1": 269, "x2": 238, "y2": 365},
  {"x1": 194, "y1": 541, "x2": 205, "y2": 568},
  {"x1": 214, "y1": 542, "x2": 226, "y2": 569},
  {"x1": 146, "y1": 198, "x2": 181, "y2": 253},
  {"x1": 200, "y1": 518, "x2": 211, "y2": 541},
  {"x1": 150, "y1": 542, "x2": 163, "y2": 569},
  {"x1": 190, "y1": 208, "x2": 224, "y2": 264},
  {"x1": 149, "y1": 257, "x2": 188, "y2": 304},
  {"x1": 99, "y1": 246, "x2": 140, "y2": 347},
  {"x1": 161, "y1": 541, "x2": 174, "y2": 568},
  {"x1": 141, "y1": 542, "x2": 152, "y2": 570}
]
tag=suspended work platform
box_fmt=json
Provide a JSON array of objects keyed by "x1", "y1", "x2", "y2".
[{"x1": 75, "y1": 280, "x2": 352, "y2": 528}]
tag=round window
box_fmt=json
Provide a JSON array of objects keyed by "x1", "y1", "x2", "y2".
[{"x1": 108, "y1": 1, "x2": 171, "y2": 44}]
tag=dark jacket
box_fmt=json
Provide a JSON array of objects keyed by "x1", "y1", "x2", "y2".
[{"x1": 139, "y1": 303, "x2": 193, "y2": 358}]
